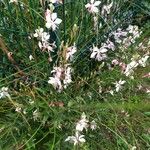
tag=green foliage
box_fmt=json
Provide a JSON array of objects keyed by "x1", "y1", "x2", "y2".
[{"x1": 0, "y1": 0, "x2": 150, "y2": 149}]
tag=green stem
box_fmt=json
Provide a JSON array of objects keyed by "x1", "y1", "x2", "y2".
[{"x1": 62, "y1": 0, "x2": 66, "y2": 44}]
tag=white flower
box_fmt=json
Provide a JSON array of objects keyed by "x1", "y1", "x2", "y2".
[
  {"x1": 138, "y1": 55, "x2": 149, "y2": 67},
  {"x1": 49, "y1": 0, "x2": 62, "y2": 3},
  {"x1": 9, "y1": 0, "x2": 17, "y2": 3},
  {"x1": 146, "y1": 89, "x2": 150, "y2": 94},
  {"x1": 109, "y1": 90, "x2": 114, "y2": 95},
  {"x1": 85, "y1": 0, "x2": 101, "y2": 14},
  {"x1": 105, "y1": 39, "x2": 115, "y2": 51},
  {"x1": 124, "y1": 61, "x2": 138, "y2": 76},
  {"x1": 131, "y1": 146, "x2": 137, "y2": 150},
  {"x1": 33, "y1": 109, "x2": 40, "y2": 121},
  {"x1": 34, "y1": 28, "x2": 50, "y2": 42},
  {"x1": 45, "y1": 10, "x2": 62, "y2": 31},
  {"x1": 101, "y1": 2, "x2": 113, "y2": 15},
  {"x1": 29, "y1": 55, "x2": 34, "y2": 61},
  {"x1": 0, "y1": 87, "x2": 10, "y2": 99},
  {"x1": 38, "y1": 41, "x2": 53, "y2": 52},
  {"x1": 48, "y1": 65, "x2": 73, "y2": 91},
  {"x1": 76, "y1": 112, "x2": 89, "y2": 131},
  {"x1": 48, "y1": 77, "x2": 62, "y2": 92},
  {"x1": 63, "y1": 66, "x2": 72, "y2": 89},
  {"x1": 33, "y1": 28, "x2": 44, "y2": 38},
  {"x1": 112, "y1": 59, "x2": 119, "y2": 65},
  {"x1": 90, "y1": 46, "x2": 108, "y2": 61},
  {"x1": 65, "y1": 131, "x2": 86, "y2": 145},
  {"x1": 66, "y1": 44, "x2": 77, "y2": 61},
  {"x1": 15, "y1": 106, "x2": 21, "y2": 113},
  {"x1": 90, "y1": 120, "x2": 97, "y2": 130},
  {"x1": 114, "y1": 80, "x2": 126, "y2": 92},
  {"x1": 51, "y1": 66, "x2": 63, "y2": 79}
]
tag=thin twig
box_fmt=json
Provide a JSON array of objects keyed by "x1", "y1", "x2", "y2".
[{"x1": 0, "y1": 37, "x2": 25, "y2": 76}]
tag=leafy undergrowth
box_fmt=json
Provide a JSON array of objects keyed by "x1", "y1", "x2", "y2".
[{"x1": 0, "y1": 0, "x2": 150, "y2": 149}]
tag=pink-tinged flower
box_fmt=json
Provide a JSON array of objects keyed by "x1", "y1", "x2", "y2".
[
  {"x1": 114, "y1": 80, "x2": 126, "y2": 92},
  {"x1": 66, "y1": 44, "x2": 77, "y2": 61},
  {"x1": 90, "y1": 46, "x2": 108, "y2": 61},
  {"x1": 85, "y1": 0, "x2": 101, "y2": 14},
  {"x1": 112, "y1": 59, "x2": 119, "y2": 65},
  {"x1": 45, "y1": 10, "x2": 62, "y2": 31},
  {"x1": 48, "y1": 65, "x2": 73, "y2": 91},
  {"x1": 65, "y1": 131, "x2": 86, "y2": 145},
  {"x1": 38, "y1": 41, "x2": 53, "y2": 52},
  {"x1": 51, "y1": 66, "x2": 63, "y2": 79},
  {"x1": 119, "y1": 62, "x2": 126, "y2": 72},
  {"x1": 142, "y1": 72, "x2": 150, "y2": 78},
  {"x1": 48, "y1": 77, "x2": 62, "y2": 92}
]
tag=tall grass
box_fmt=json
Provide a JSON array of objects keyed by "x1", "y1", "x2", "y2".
[{"x1": 0, "y1": 0, "x2": 150, "y2": 149}]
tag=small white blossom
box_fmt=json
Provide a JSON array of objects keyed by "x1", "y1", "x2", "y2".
[
  {"x1": 101, "y1": 2, "x2": 113, "y2": 15},
  {"x1": 109, "y1": 90, "x2": 114, "y2": 95},
  {"x1": 124, "y1": 61, "x2": 138, "y2": 76},
  {"x1": 33, "y1": 109, "x2": 40, "y2": 121},
  {"x1": 48, "y1": 65, "x2": 73, "y2": 92},
  {"x1": 38, "y1": 41, "x2": 53, "y2": 52},
  {"x1": 146, "y1": 89, "x2": 150, "y2": 94},
  {"x1": 66, "y1": 44, "x2": 77, "y2": 61},
  {"x1": 9, "y1": 0, "x2": 17, "y2": 3},
  {"x1": 63, "y1": 66, "x2": 72, "y2": 89},
  {"x1": 0, "y1": 87, "x2": 10, "y2": 99},
  {"x1": 114, "y1": 80, "x2": 126, "y2": 92},
  {"x1": 131, "y1": 146, "x2": 137, "y2": 150},
  {"x1": 65, "y1": 131, "x2": 86, "y2": 145},
  {"x1": 90, "y1": 120, "x2": 97, "y2": 130},
  {"x1": 45, "y1": 10, "x2": 62, "y2": 31},
  {"x1": 33, "y1": 28, "x2": 44, "y2": 38},
  {"x1": 29, "y1": 55, "x2": 34, "y2": 61},
  {"x1": 34, "y1": 28, "x2": 50, "y2": 42},
  {"x1": 138, "y1": 55, "x2": 149, "y2": 67},
  {"x1": 85, "y1": 0, "x2": 101, "y2": 14},
  {"x1": 90, "y1": 46, "x2": 108, "y2": 61},
  {"x1": 49, "y1": 0, "x2": 62, "y2": 3},
  {"x1": 15, "y1": 106, "x2": 21, "y2": 113},
  {"x1": 48, "y1": 77, "x2": 62, "y2": 92},
  {"x1": 76, "y1": 112, "x2": 89, "y2": 132}
]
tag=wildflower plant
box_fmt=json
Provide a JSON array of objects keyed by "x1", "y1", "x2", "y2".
[{"x1": 0, "y1": 0, "x2": 150, "y2": 149}]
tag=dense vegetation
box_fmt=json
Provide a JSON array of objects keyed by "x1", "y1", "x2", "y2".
[{"x1": 0, "y1": 0, "x2": 150, "y2": 149}]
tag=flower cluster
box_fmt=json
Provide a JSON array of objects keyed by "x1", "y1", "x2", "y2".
[
  {"x1": 34, "y1": 28, "x2": 54, "y2": 51},
  {"x1": 48, "y1": 64, "x2": 72, "y2": 92},
  {"x1": 65, "y1": 113, "x2": 97, "y2": 145},
  {"x1": 112, "y1": 25, "x2": 142, "y2": 49},
  {"x1": 124, "y1": 54, "x2": 149, "y2": 76},
  {"x1": 90, "y1": 39, "x2": 115, "y2": 61}
]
